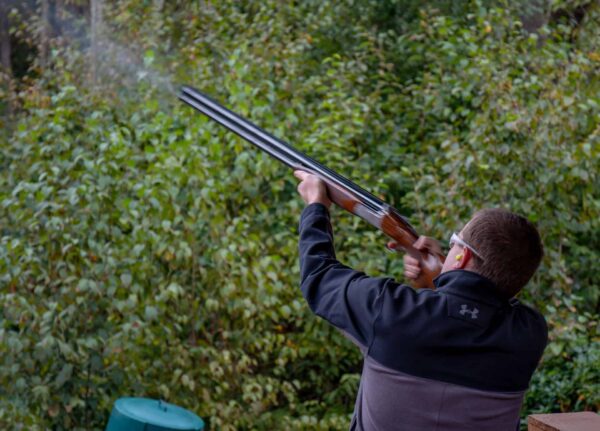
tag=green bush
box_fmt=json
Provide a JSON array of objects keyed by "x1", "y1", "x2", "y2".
[{"x1": 0, "y1": 1, "x2": 598, "y2": 429}]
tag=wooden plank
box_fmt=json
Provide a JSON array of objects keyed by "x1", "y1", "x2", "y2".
[{"x1": 528, "y1": 412, "x2": 600, "y2": 431}]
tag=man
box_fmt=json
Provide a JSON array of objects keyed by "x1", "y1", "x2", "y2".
[{"x1": 293, "y1": 170, "x2": 547, "y2": 431}]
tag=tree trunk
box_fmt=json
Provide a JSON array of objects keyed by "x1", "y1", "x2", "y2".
[
  {"x1": 90, "y1": 0, "x2": 103, "y2": 84},
  {"x1": 40, "y1": 0, "x2": 52, "y2": 66},
  {"x1": 0, "y1": 1, "x2": 12, "y2": 77}
]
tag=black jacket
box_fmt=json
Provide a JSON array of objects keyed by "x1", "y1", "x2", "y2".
[{"x1": 298, "y1": 203, "x2": 548, "y2": 430}]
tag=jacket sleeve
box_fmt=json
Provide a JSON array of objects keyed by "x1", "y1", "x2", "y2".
[{"x1": 298, "y1": 203, "x2": 392, "y2": 350}]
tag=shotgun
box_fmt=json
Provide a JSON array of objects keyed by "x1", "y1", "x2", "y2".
[{"x1": 179, "y1": 86, "x2": 438, "y2": 287}]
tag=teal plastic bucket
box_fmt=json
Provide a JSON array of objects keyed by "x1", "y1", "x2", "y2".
[{"x1": 106, "y1": 398, "x2": 204, "y2": 431}]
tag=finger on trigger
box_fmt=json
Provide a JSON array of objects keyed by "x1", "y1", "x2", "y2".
[{"x1": 413, "y1": 236, "x2": 430, "y2": 251}]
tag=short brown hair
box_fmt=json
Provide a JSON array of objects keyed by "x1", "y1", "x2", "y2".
[{"x1": 461, "y1": 208, "x2": 543, "y2": 298}]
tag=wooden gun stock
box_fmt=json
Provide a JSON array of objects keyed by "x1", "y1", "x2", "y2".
[
  {"x1": 178, "y1": 86, "x2": 439, "y2": 288},
  {"x1": 323, "y1": 181, "x2": 439, "y2": 288}
]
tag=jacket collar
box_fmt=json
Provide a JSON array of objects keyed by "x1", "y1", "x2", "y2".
[{"x1": 434, "y1": 270, "x2": 509, "y2": 307}]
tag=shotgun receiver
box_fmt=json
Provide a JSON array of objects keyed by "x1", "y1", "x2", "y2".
[{"x1": 179, "y1": 86, "x2": 438, "y2": 287}]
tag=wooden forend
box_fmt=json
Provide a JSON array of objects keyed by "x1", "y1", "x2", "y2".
[{"x1": 528, "y1": 412, "x2": 600, "y2": 431}]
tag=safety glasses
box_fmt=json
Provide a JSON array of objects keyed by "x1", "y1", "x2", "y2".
[{"x1": 449, "y1": 232, "x2": 485, "y2": 261}]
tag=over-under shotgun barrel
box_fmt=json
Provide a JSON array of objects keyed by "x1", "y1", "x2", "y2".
[
  {"x1": 179, "y1": 86, "x2": 385, "y2": 214},
  {"x1": 179, "y1": 86, "x2": 436, "y2": 286}
]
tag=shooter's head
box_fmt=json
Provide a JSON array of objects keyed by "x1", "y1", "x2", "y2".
[{"x1": 442, "y1": 208, "x2": 544, "y2": 298}]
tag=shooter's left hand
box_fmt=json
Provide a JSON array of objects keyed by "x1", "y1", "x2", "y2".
[{"x1": 294, "y1": 170, "x2": 332, "y2": 208}]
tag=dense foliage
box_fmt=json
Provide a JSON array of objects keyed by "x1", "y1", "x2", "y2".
[{"x1": 0, "y1": 1, "x2": 598, "y2": 429}]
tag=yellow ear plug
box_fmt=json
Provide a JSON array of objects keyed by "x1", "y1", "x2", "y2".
[{"x1": 455, "y1": 254, "x2": 463, "y2": 261}]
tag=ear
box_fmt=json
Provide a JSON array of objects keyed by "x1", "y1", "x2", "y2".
[{"x1": 453, "y1": 247, "x2": 472, "y2": 269}]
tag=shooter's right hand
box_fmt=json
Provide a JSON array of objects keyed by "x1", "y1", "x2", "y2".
[{"x1": 389, "y1": 236, "x2": 444, "y2": 289}]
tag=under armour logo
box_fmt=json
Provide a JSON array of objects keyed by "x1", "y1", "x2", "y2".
[{"x1": 459, "y1": 304, "x2": 479, "y2": 319}]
